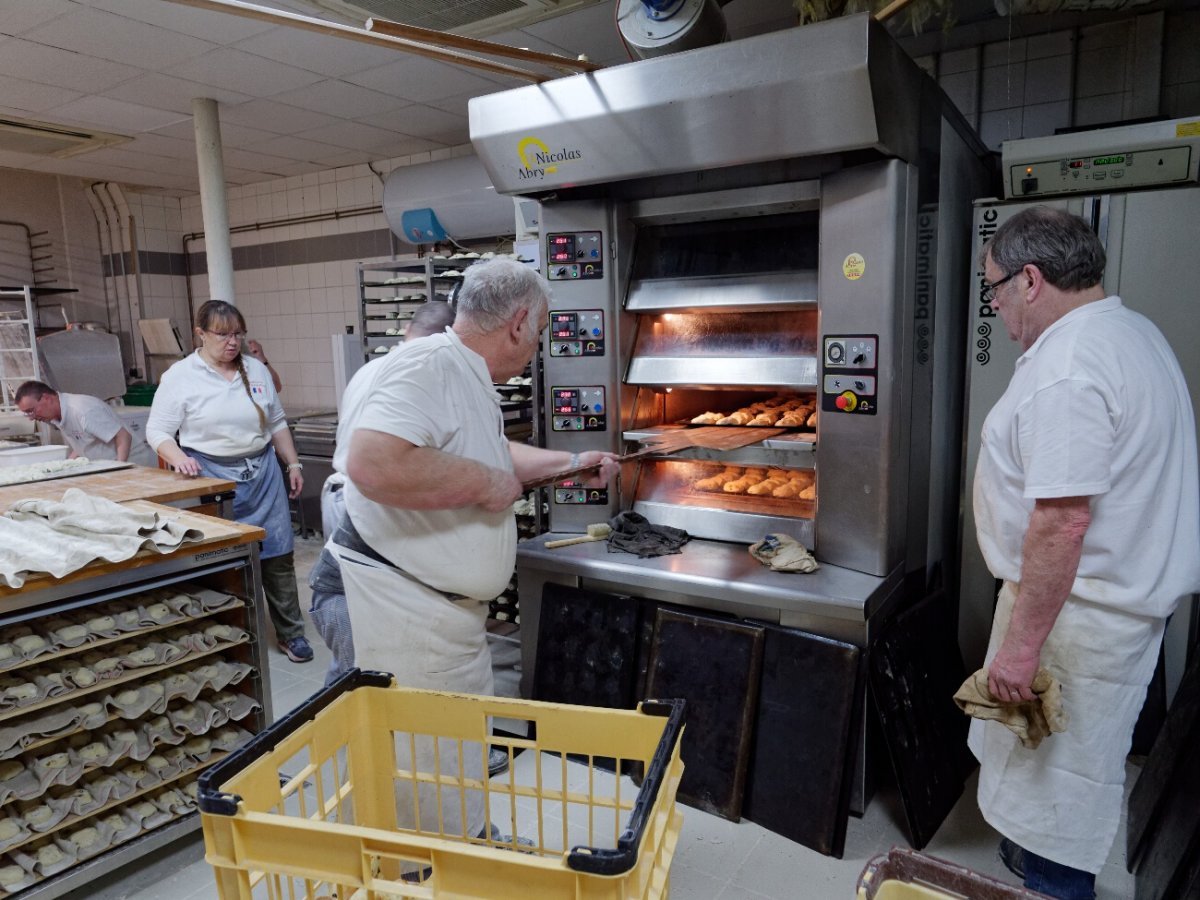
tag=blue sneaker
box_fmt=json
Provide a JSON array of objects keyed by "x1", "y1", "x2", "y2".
[{"x1": 278, "y1": 636, "x2": 314, "y2": 663}]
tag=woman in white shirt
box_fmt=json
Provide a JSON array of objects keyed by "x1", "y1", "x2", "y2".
[{"x1": 146, "y1": 300, "x2": 312, "y2": 664}]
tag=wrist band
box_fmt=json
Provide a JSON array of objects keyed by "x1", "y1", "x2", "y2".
[
  {"x1": 569, "y1": 452, "x2": 581, "y2": 470},
  {"x1": 286, "y1": 463, "x2": 303, "y2": 471}
]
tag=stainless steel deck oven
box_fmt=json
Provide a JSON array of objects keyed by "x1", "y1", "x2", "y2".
[{"x1": 470, "y1": 14, "x2": 993, "y2": 810}]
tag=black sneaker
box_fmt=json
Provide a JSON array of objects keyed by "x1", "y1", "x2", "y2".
[
  {"x1": 999, "y1": 837, "x2": 1026, "y2": 879},
  {"x1": 278, "y1": 636, "x2": 314, "y2": 663},
  {"x1": 488, "y1": 747, "x2": 510, "y2": 777}
]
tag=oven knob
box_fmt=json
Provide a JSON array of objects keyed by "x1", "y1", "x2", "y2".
[{"x1": 835, "y1": 391, "x2": 858, "y2": 412}]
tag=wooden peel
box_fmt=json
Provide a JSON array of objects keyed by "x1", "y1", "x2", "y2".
[
  {"x1": 519, "y1": 426, "x2": 787, "y2": 491},
  {"x1": 544, "y1": 523, "x2": 612, "y2": 549}
]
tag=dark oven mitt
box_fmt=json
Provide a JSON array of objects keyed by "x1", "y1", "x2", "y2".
[{"x1": 606, "y1": 511, "x2": 690, "y2": 558}]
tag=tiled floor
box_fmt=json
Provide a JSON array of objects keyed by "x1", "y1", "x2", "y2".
[{"x1": 81, "y1": 534, "x2": 1138, "y2": 900}]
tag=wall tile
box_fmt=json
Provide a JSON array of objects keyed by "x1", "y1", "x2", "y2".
[
  {"x1": 1076, "y1": 47, "x2": 1129, "y2": 98},
  {"x1": 1079, "y1": 20, "x2": 1131, "y2": 52},
  {"x1": 1021, "y1": 100, "x2": 1071, "y2": 139},
  {"x1": 1074, "y1": 92, "x2": 1125, "y2": 127},
  {"x1": 1024, "y1": 55, "x2": 1072, "y2": 104},
  {"x1": 983, "y1": 37, "x2": 1027, "y2": 69},
  {"x1": 978, "y1": 107, "x2": 1022, "y2": 150},
  {"x1": 981, "y1": 63, "x2": 1025, "y2": 111}
]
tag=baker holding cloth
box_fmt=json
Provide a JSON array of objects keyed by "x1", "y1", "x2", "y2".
[
  {"x1": 970, "y1": 207, "x2": 1199, "y2": 899},
  {"x1": 333, "y1": 258, "x2": 617, "y2": 841},
  {"x1": 147, "y1": 300, "x2": 313, "y2": 664}
]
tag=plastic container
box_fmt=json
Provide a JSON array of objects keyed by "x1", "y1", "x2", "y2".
[
  {"x1": 200, "y1": 670, "x2": 685, "y2": 900},
  {"x1": 121, "y1": 383, "x2": 157, "y2": 407},
  {"x1": 858, "y1": 848, "x2": 1049, "y2": 899},
  {"x1": 0, "y1": 443, "x2": 70, "y2": 468}
]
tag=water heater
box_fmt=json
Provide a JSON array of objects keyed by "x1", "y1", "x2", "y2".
[{"x1": 382, "y1": 155, "x2": 517, "y2": 244}]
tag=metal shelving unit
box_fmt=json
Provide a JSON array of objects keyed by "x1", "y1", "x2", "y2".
[{"x1": 356, "y1": 255, "x2": 468, "y2": 364}]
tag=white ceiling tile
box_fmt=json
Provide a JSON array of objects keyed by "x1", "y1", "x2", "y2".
[
  {"x1": 222, "y1": 146, "x2": 311, "y2": 172},
  {"x1": 0, "y1": 150, "x2": 50, "y2": 170},
  {"x1": 295, "y1": 121, "x2": 414, "y2": 153},
  {"x1": 344, "y1": 57, "x2": 502, "y2": 103},
  {"x1": 487, "y1": 29, "x2": 573, "y2": 57},
  {"x1": 83, "y1": 0, "x2": 276, "y2": 45},
  {"x1": 272, "y1": 79, "x2": 408, "y2": 118},
  {"x1": 166, "y1": 48, "x2": 324, "y2": 97},
  {"x1": 150, "y1": 117, "x2": 278, "y2": 147},
  {"x1": 363, "y1": 104, "x2": 469, "y2": 143},
  {"x1": 218, "y1": 98, "x2": 344, "y2": 135},
  {"x1": 0, "y1": 0, "x2": 75, "y2": 36},
  {"x1": 126, "y1": 133, "x2": 198, "y2": 160},
  {"x1": 232, "y1": 27, "x2": 402, "y2": 78},
  {"x1": 237, "y1": 135, "x2": 347, "y2": 163},
  {"x1": 77, "y1": 146, "x2": 189, "y2": 175},
  {"x1": 0, "y1": 74, "x2": 82, "y2": 113},
  {"x1": 521, "y1": 2, "x2": 627, "y2": 66},
  {"x1": 44, "y1": 95, "x2": 189, "y2": 133},
  {"x1": 103, "y1": 73, "x2": 254, "y2": 115},
  {"x1": 310, "y1": 150, "x2": 368, "y2": 169},
  {"x1": 22, "y1": 7, "x2": 216, "y2": 70},
  {"x1": 0, "y1": 38, "x2": 143, "y2": 92},
  {"x1": 317, "y1": 136, "x2": 440, "y2": 165}
]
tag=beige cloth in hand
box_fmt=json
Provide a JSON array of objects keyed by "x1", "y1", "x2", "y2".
[
  {"x1": 953, "y1": 667, "x2": 1069, "y2": 749},
  {"x1": 749, "y1": 533, "x2": 819, "y2": 573}
]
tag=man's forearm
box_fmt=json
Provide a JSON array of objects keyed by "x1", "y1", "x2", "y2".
[
  {"x1": 507, "y1": 441, "x2": 571, "y2": 482},
  {"x1": 114, "y1": 428, "x2": 132, "y2": 462},
  {"x1": 347, "y1": 431, "x2": 512, "y2": 511}
]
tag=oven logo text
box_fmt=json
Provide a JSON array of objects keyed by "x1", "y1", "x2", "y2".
[
  {"x1": 974, "y1": 208, "x2": 1001, "y2": 366},
  {"x1": 517, "y1": 136, "x2": 582, "y2": 180}
]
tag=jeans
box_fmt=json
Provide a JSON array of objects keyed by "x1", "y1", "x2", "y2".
[{"x1": 1021, "y1": 844, "x2": 1096, "y2": 900}]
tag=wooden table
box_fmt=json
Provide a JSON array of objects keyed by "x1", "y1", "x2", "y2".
[
  {"x1": 0, "y1": 501, "x2": 264, "y2": 602},
  {"x1": 0, "y1": 464, "x2": 235, "y2": 518}
]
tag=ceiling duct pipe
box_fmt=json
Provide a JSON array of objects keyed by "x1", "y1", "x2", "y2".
[
  {"x1": 81, "y1": 187, "x2": 115, "y2": 335},
  {"x1": 107, "y1": 182, "x2": 147, "y2": 379},
  {"x1": 616, "y1": 0, "x2": 733, "y2": 59}
]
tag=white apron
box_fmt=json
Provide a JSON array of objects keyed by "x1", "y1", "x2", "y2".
[
  {"x1": 969, "y1": 582, "x2": 1164, "y2": 873},
  {"x1": 332, "y1": 542, "x2": 493, "y2": 841}
]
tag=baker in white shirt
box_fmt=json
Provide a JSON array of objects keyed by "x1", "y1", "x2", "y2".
[
  {"x1": 971, "y1": 206, "x2": 1200, "y2": 899},
  {"x1": 146, "y1": 300, "x2": 313, "y2": 665},
  {"x1": 15, "y1": 381, "x2": 157, "y2": 467},
  {"x1": 333, "y1": 259, "x2": 619, "y2": 843}
]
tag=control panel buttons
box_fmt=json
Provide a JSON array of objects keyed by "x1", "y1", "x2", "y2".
[
  {"x1": 551, "y1": 386, "x2": 607, "y2": 431},
  {"x1": 827, "y1": 341, "x2": 845, "y2": 364},
  {"x1": 549, "y1": 310, "x2": 606, "y2": 357},
  {"x1": 547, "y1": 231, "x2": 604, "y2": 280},
  {"x1": 823, "y1": 334, "x2": 879, "y2": 416},
  {"x1": 835, "y1": 391, "x2": 858, "y2": 412}
]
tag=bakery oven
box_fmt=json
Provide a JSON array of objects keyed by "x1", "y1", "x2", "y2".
[{"x1": 470, "y1": 14, "x2": 993, "y2": 811}]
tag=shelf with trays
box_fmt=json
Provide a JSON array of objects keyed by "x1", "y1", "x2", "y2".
[
  {"x1": 356, "y1": 255, "x2": 476, "y2": 364},
  {"x1": 0, "y1": 538, "x2": 269, "y2": 899}
]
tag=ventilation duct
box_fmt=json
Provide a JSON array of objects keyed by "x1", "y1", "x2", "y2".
[
  {"x1": 0, "y1": 117, "x2": 130, "y2": 159},
  {"x1": 383, "y1": 155, "x2": 516, "y2": 245},
  {"x1": 615, "y1": 0, "x2": 732, "y2": 59}
]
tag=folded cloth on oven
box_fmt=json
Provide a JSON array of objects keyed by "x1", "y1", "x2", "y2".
[
  {"x1": 953, "y1": 667, "x2": 1069, "y2": 750},
  {"x1": 0, "y1": 488, "x2": 203, "y2": 588},
  {"x1": 749, "y1": 533, "x2": 819, "y2": 573},
  {"x1": 606, "y1": 511, "x2": 690, "y2": 558}
]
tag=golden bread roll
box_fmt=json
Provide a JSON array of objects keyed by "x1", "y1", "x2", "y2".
[
  {"x1": 747, "y1": 477, "x2": 788, "y2": 495},
  {"x1": 694, "y1": 469, "x2": 742, "y2": 491},
  {"x1": 716, "y1": 410, "x2": 754, "y2": 425},
  {"x1": 806, "y1": 410, "x2": 818, "y2": 428},
  {"x1": 772, "y1": 481, "x2": 803, "y2": 499},
  {"x1": 799, "y1": 484, "x2": 816, "y2": 500},
  {"x1": 777, "y1": 413, "x2": 804, "y2": 427},
  {"x1": 690, "y1": 412, "x2": 722, "y2": 425}
]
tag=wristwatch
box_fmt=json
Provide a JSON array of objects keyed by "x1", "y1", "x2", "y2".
[
  {"x1": 569, "y1": 452, "x2": 581, "y2": 470},
  {"x1": 286, "y1": 462, "x2": 303, "y2": 471}
]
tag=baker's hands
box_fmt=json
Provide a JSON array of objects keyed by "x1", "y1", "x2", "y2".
[
  {"x1": 577, "y1": 451, "x2": 621, "y2": 488},
  {"x1": 988, "y1": 642, "x2": 1040, "y2": 703},
  {"x1": 287, "y1": 468, "x2": 303, "y2": 499},
  {"x1": 481, "y1": 469, "x2": 524, "y2": 513},
  {"x1": 246, "y1": 339, "x2": 268, "y2": 365},
  {"x1": 173, "y1": 456, "x2": 202, "y2": 477}
]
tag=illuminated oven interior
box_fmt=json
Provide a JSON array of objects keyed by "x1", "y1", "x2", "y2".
[
  {"x1": 634, "y1": 459, "x2": 816, "y2": 518},
  {"x1": 632, "y1": 309, "x2": 819, "y2": 359},
  {"x1": 629, "y1": 388, "x2": 820, "y2": 431}
]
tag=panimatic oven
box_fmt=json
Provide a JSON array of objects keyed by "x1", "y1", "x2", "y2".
[{"x1": 470, "y1": 13, "x2": 993, "y2": 810}]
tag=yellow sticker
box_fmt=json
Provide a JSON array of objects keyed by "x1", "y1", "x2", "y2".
[
  {"x1": 843, "y1": 253, "x2": 866, "y2": 281},
  {"x1": 1176, "y1": 121, "x2": 1200, "y2": 138}
]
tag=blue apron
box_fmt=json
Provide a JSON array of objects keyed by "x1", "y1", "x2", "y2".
[{"x1": 186, "y1": 445, "x2": 294, "y2": 559}]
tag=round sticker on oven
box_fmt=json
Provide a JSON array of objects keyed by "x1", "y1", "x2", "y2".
[{"x1": 843, "y1": 253, "x2": 866, "y2": 280}]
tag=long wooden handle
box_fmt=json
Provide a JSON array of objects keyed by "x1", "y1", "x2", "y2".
[
  {"x1": 520, "y1": 444, "x2": 663, "y2": 492},
  {"x1": 544, "y1": 534, "x2": 605, "y2": 549}
]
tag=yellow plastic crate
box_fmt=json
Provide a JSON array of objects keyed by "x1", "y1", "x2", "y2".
[
  {"x1": 199, "y1": 670, "x2": 685, "y2": 900},
  {"x1": 858, "y1": 848, "x2": 1049, "y2": 899}
]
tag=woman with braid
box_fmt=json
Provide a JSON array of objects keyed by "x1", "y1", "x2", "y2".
[{"x1": 147, "y1": 300, "x2": 313, "y2": 663}]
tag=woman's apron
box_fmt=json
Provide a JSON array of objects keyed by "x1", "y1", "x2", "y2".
[{"x1": 187, "y1": 446, "x2": 293, "y2": 560}]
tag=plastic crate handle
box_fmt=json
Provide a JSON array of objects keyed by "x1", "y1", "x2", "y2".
[
  {"x1": 566, "y1": 697, "x2": 687, "y2": 877},
  {"x1": 198, "y1": 667, "x2": 393, "y2": 815}
]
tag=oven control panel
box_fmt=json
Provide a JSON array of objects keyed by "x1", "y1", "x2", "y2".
[
  {"x1": 549, "y1": 309, "x2": 605, "y2": 356},
  {"x1": 554, "y1": 485, "x2": 610, "y2": 505},
  {"x1": 822, "y1": 334, "x2": 878, "y2": 415},
  {"x1": 546, "y1": 231, "x2": 604, "y2": 280},
  {"x1": 550, "y1": 386, "x2": 607, "y2": 431}
]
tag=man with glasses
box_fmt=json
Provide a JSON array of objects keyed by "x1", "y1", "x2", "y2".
[
  {"x1": 970, "y1": 206, "x2": 1199, "y2": 899},
  {"x1": 15, "y1": 381, "x2": 157, "y2": 467}
]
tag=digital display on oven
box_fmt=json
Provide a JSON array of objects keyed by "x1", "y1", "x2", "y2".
[
  {"x1": 553, "y1": 389, "x2": 579, "y2": 414},
  {"x1": 549, "y1": 234, "x2": 575, "y2": 263},
  {"x1": 551, "y1": 312, "x2": 578, "y2": 339}
]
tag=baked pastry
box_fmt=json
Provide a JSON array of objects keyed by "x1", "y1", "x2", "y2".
[
  {"x1": 716, "y1": 410, "x2": 754, "y2": 426},
  {"x1": 690, "y1": 412, "x2": 722, "y2": 425},
  {"x1": 694, "y1": 467, "x2": 742, "y2": 492},
  {"x1": 723, "y1": 469, "x2": 767, "y2": 494},
  {"x1": 747, "y1": 477, "x2": 788, "y2": 496}
]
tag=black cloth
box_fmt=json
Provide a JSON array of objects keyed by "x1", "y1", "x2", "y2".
[{"x1": 606, "y1": 511, "x2": 690, "y2": 558}]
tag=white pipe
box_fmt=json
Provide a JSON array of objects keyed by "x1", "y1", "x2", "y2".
[
  {"x1": 191, "y1": 98, "x2": 236, "y2": 305},
  {"x1": 83, "y1": 186, "x2": 116, "y2": 335},
  {"x1": 94, "y1": 184, "x2": 131, "y2": 375},
  {"x1": 106, "y1": 183, "x2": 147, "y2": 378}
]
